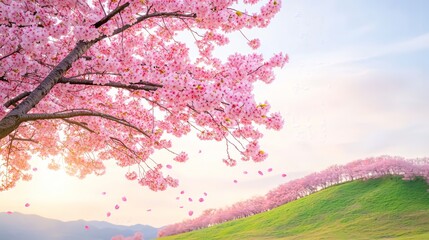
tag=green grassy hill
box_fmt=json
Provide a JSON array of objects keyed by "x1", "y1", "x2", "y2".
[{"x1": 160, "y1": 177, "x2": 429, "y2": 239}]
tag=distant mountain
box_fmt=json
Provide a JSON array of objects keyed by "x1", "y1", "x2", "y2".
[{"x1": 0, "y1": 212, "x2": 158, "y2": 240}]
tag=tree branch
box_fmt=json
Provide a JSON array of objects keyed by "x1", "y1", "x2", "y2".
[
  {"x1": 21, "y1": 109, "x2": 149, "y2": 137},
  {"x1": 3, "y1": 92, "x2": 31, "y2": 108},
  {"x1": 59, "y1": 77, "x2": 162, "y2": 91},
  {"x1": 93, "y1": 2, "x2": 130, "y2": 28},
  {"x1": 0, "y1": 45, "x2": 21, "y2": 61}
]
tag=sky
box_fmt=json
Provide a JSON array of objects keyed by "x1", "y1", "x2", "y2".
[{"x1": 1, "y1": 0, "x2": 429, "y2": 228}]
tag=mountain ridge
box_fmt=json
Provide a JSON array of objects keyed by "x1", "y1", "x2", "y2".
[{"x1": 0, "y1": 212, "x2": 158, "y2": 240}]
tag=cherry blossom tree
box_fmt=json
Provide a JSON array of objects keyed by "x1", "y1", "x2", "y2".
[{"x1": 0, "y1": 0, "x2": 287, "y2": 191}]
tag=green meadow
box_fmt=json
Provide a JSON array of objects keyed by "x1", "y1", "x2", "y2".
[{"x1": 160, "y1": 177, "x2": 429, "y2": 239}]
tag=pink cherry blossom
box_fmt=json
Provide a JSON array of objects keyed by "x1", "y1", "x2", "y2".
[
  {"x1": 25, "y1": 203, "x2": 30, "y2": 207},
  {"x1": 281, "y1": 173, "x2": 287, "y2": 177},
  {"x1": 122, "y1": 196, "x2": 127, "y2": 202},
  {"x1": 107, "y1": 212, "x2": 111, "y2": 217},
  {"x1": 248, "y1": 39, "x2": 261, "y2": 49},
  {"x1": 243, "y1": 171, "x2": 248, "y2": 174},
  {"x1": 0, "y1": 0, "x2": 286, "y2": 194},
  {"x1": 199, "y1": 198, "x2": 204, "y2": 202},
  {"x1": 188, "y1": 211, "x2": 194, "y2": 216},
  {"x1": 115, "y1": 204, "x2": 120, "y2": 210},
  {"x1": 84, "y1": 225, "x2": 89, "y2": 230},
  {"x1": 166, "y1": 164, "x2": 172, "y2": 169},
  {"x1": 233, "y1": 180, "x2": 238, "y2": 183},
  {"x1": 268, "y1": 168, "x2": 273, "y2": 172},
  {"x1": 258, "y1": 171, "x2": 264, "y2": 176}
]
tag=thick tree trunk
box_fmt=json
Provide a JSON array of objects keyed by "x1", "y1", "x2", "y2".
[{"x1": 0, "y1": 41, "x2": 94, "y2": 139}]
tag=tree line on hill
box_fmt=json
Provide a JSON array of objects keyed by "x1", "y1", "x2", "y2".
[{"x1": 158, "y1": 156, "x2": 429, "y2": 237}]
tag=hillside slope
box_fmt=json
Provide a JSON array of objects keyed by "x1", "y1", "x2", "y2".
[{"x1": 160, "y1": 177, "x2": 429, "y2": 239}]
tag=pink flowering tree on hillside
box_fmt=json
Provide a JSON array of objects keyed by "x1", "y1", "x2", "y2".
[{"x1": 0, "y1": 0, "x2": 287, "y2": 191}]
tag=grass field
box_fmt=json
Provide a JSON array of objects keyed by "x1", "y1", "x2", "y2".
[{"x1": 159, "y1": 177, "x2": 429, "y2": 239}]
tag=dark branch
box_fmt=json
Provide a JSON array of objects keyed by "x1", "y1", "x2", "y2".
[
  {"x1": 93, "y1": 2, "x2": 130, "y2": 28},
  {"x1": 62, "y1": 119, "x2": 94, "y2": 133},
  {"x1": 59, "y1": 77, "x2": 162, "y2": 91},
  {"x1": 0, "y1": 45, "x2": 21, "y2": 61},
  {"x1": 21, "y1": 109, "x2": 149, "y2": 137},
  {"x1": 4, "y1": 92, "x2": 31, "y2": 108}
]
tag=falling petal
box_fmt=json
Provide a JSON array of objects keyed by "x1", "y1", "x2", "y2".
[
  {"x1": 188, "y1": 197, "x2": 193, "y2": 202},
  {"x1": 258, "y1": 171, "x2": 264, "y2": 176},
  {"x1": 32, "y1": 168, "x2": 38, "y2": 172},
  {"x1": 281, "y1": 173, "x2": 287, "y2": 177},
  {"x1": 233, "y1": 180, "x2": 238, "y2": 183},
  {"x1": 147, "y1": 209, "x2": 152, "y2": 212},
  {"x1": 6, "y1": 211, "x2": 13, "y2": 215},
  {"x1": 115, "y1": 204, "x2": 120, "y2": 210},
  {"x1": 84, "y1": 225, "x2": 89, "y2": 230},
  {"x1": 180, "y1": 190, "x2": 185, "y2": 194},
  {"x1": 198, "y1": 150, "x2": 202, "y2": 153},
  {"x1": 268, "y1": 168, "x2": 273, "y2": 172},
  {"x1": 203, "y1": 192, "x2": 208, "y2": 196},
  {"x1": 199, "y1": 198, "x2": 204, "y2": 202},
  {"x1": 243, "y1": 171, "x2": 248, "y2": 174},
  {"x1": 25, "y1": 203, "x2": 30, "y2": 207},
  {"x1": 179, "y1": 206, "x2": 184, "y2": 208},
  {"x1": 176, "y1": 197, "x2": 180, "y2": 200},
  {"x1": 107, "y1": 212, "x2": 111, "y2": 217},
  {"x1": 102, "y1": 192, "x2": 107, "y2": 195},
  {"x1": 122, "y1": 196, "x2": 127, "y2": 202},
  {"x1": 188, "y1": 210, "x2": 194, "y2": 216}
]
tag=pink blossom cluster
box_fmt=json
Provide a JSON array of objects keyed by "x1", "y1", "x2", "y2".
[
  {"x1": 158, "y1": 156, "x2": 429, "y2": 237},
  {"x1": 0, "y1": 0, "x2": 286, "y2": 192}
]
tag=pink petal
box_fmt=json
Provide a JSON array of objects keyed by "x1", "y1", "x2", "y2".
[
  {"x1": 122, "y1": 196, "x2": 127, "y2": 202},
  {"x1": 268, "y1": 168, "x2": 273, "y2": 172},
  {"x1": 258, "y1": 171, "x2": 264, "y2": 176},
  {"x1": 198, "y1": 150, "x2": 202, "y2": 153},
  {"x1": 32, "y1": 168, "x2": 38, "y2": 172},
  {"x1": 25, "y1": 203, "x2": 30, "y2": 207},
  {"x1": 84, "y1": 225, "x2": 89, "y2": 230},
  {"x1": 180, "y1": 190, "x2": 185, "y2": 194},
  {"x1": 233, "y1": 180, "x2": 238, "y2": 183},
  {"x1": 107, "y1": 212, "x2": 111, "y2": 217},
  {"x1": 147, "y1": 209, "x2": 152, "y2": 212},
  {"x1": 199, "y1": 198, "x2": 204, "y2": 202},
  {"x1": 166, "y1": 164, "x2": 172, "y2": 169},
  {"x1": 281, "y1": 173, "x2": 287, "y2": 177},
  {"x1": 102, "y1": 192, "x2": 107, "y2": 195},
  {"x1": 243, "y1": 171, "x2": 248, "y2": 174},
  {"x1": 179, "y1": 206, "x2": 184, "y2": 208},
  {"x1": 176, "y1": 197, "x2": 180, "y2": 200},
  {"x1": 203, "y1": 192, "x2": 208, "y2": 196},
  {"x1": 6, "y1": 211, "x2": 13, "y2": 215},
  {"x1": 115, "y1": 204, "x2": 120, "y2": 210},
  {"x1": 188, "y1": 197, "x2": 193, "y2": 202},
  {"x1": 188, "y1": 210, "x2": 194, "y2": 216}
]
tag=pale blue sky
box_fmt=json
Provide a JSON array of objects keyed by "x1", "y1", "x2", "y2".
[{"x1": 1, "y1": 0, "x2": 429, "y2": 228}]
